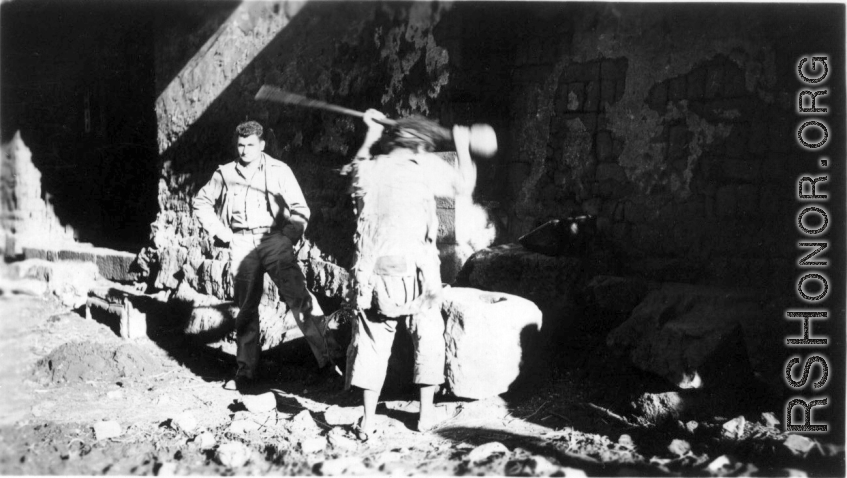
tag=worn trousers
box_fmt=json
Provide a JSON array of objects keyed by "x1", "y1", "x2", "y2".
[
  {"x1": 230, "y1": 231, "x2": 330, "y2": 378},
  {"x1": 347, "y1": 304, "x2": 446, "y2": 392}
]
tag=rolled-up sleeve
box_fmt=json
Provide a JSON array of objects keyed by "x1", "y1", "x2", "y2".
[
  {"x1": 279, "y1": 166, "x2": 310, "y2": 242},
  {"x1": 193, "y1": 170, "x2": 227, "y2": 239}
]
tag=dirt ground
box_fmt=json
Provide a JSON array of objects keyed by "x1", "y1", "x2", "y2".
[{"x1": 0, "y1": 287, "x2": 843, "y2": 476}]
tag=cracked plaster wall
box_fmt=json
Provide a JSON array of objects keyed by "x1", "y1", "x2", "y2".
[{"x1": 507, "y1": 4, "x2": 797, "y2": 289}]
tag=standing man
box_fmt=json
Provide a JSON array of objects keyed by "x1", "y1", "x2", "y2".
[
  {"x1": 343, "y1": 110, "x2": 476, "y2": 437},
  {"x1": 193, "y1": 120, "x2": 333, "y2": 391}
]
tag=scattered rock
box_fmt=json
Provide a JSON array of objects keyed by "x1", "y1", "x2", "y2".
[
  {"x1": 106, "y1": 390, "x2": 124, "y2": 400},
  {"x1": 217, "y1": 441, "x2": 250, "y2": 468},
  {"x1": 229, "y1": 419, "x2": 261, "y2": 435},
  {"x1": 242, "y1": 392, "x2": 277, "y2": 413},
  {"x1": 288, "y1": 410, "x2": 320, "y2": 435},
  {"x1": 326, "y1": 427, "x2": 358, "y2": 452},
  {"x1": 684, "y1": 420, "x2": 699, "y2": 434},
  {"x1": 525, "y1": 455, "x2": 562, "y2": 475},
  {"x1": 721, "y1": 416, "x2": 746, "y2": 440},
  {"x1": 195, "y1": 431, "x2": 216, "y2": 450},
  {"x1": 617, "y1": 434, "x2": 634, "y2": 449},
  {"x1": 667, "y1": 438, "x2": 691, "y2": 456},
  {"x1": 155, "y1": 461, "x2": 177, "y2": 476},
  {"x1": 760, "y1": 412, "x2": 780, "y2": 428},
  {"x1": 630, "y1": 391, "x2": 687, "y2": 424},
  {"x1": 300, "y1": 437, "x2": 327, "y2": 454},
  {"x1": 442, "y1": 287, "x2": 542, "y2": 399},
  {"x1": 466, "y1": 442, "x2": 509, "y2": 464},
  {"x1": 706, "y1": 455, "x2": 732, "y2": 475},
  {"x1": 172, "y1": 411, "x2": 198, "y2": 435},
  {"x1": 316, "y1": 456, "x2": 368, "y2": 475},
  {"x1": 323, "y1": 405, "x2": 360, "y2": 426},
  {"x1": 14, "y1": 259, "x2": 100, "y2": 308},
  {"x1": 783, "y1": 434, "x2": 816, "y2": 457},
  {"x1": 92, "y1": 420, "x2": 122, "y2": 440}
]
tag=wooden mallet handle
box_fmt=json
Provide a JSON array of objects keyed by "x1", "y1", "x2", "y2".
[{"x1": 255, "y1": 85, "x2": 497, "y2": 157}]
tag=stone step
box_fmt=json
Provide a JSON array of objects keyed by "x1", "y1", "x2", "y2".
[{"x1": 23, "y1": 244, "x2": 138, "y2": 282}]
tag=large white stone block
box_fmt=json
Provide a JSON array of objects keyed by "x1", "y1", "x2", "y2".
[{"x1": 442, "y1": 287, "x2": 542, "y2": 399}]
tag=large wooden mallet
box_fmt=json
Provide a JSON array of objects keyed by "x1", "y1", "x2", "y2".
[{"x1": 255, "y1": 85, "x2": 498, "y2": 158}]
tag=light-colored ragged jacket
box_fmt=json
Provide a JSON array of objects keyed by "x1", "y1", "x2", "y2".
[
  {"x1": 348, "y1": 149, "x2": 473, "y2": 316},
  {"x1": 193, "y1": 153, "x2": 310, "y2": 243}
]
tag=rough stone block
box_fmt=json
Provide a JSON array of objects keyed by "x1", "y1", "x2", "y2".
[
  {"x1": 456, "y1": 244, "x2": 610, "y2": 318},
  {"x1": 584, "y1": 81, "x2": 600, "y2": 112},
  {"x1": 22, "y1": 245, "x2": 137, "y2": 282},
  {"x1": 668, "y1": 76, "x2": 686, "y2": 102},
  {"x1": 607, "y1": 283, "x2": 780, "y2": 389},
  {"x1": 600, "y1": 79, "x2": 616, "y2": 108},
  {"x1": 668, "y1": 125, "x2": 689, "y2": 160},
  {"x1": 584, "y1": 275, "x2": 654, "y2": 315},
  {"x1": 443, "y1": 287, "x2": 542, "y2": 399},
  {"x1": 600, "y1": 58, "x2": 619, "y2": 80},
  {"x1": 705, "y1": 66, "x2": 723, "y2": 99},
  {"x1": 723, "y1": 65, "x2": 747, "y2": 97},
  {"x1": 596, "y1": 130, "x2": 614, "y2": 163},
  {"x1": 568, "y1": 83, "x2": 585, "y2": 111}
]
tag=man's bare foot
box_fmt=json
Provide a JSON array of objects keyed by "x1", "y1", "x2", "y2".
[{"x1": 352, "y1": 416, "x2": 379, "y2": 442}]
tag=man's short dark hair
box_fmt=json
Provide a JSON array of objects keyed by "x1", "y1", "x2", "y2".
[
  {"x1": 384, "y1": 116, "x2": 441, "y2": 153},
  {"x1": 236, "y1": 121, "x2": 264, "y2": 140}
]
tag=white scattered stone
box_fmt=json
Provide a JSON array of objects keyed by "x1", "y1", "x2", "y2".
[
  {"x1": 443, "y1": 288, "x2": 542, "y2": 399},
  {"x1": 617, "y1": 434, "x2": 634, "y2": 448},
  {"x1": 668, "y1": 438, "x2": 691, "y2": 456},
  {"x1": 317, "y1": 456, "x2": 368, "y2": 475},
  {"x1": 526, "y1": 455, "x2": 561, "y2": 475},
  {"x1": 760, "y1": 412, "x2": 780, "y2": 428},
  {"x1": 217, "y1": 441, "x2": 250, "y2": 468},
  {"x1": 706, "y1": 455, "x2": 733, "y2": 475},
  {"x1": 196, "y1": 431, "x2": 216, "y2": 450},
  {"x1": 684, "y1": 420, "x2": 699, "y2": 434},
  {"x1": 466, "y1": 442, "x2": 509, "y2": 464},
  {"x1": 300, "y1": 437, "x2": 327, "y2": 454},
  {"x1": 155, "y1": 461, "x2": 177, "y2": 476},
  {"x1": 92, "y1": 420, "x2": 122, "y2": 440},
  {"x1": 172, "y1": 411, "x2": 198, "y2": 434},
  {"x1": 106, "y1": 390, "x2": 124, "y2": 400},
  {"x1": 783, "y1": 434, "x2": 816, "y2": 456},
  {"x1": 229, "y1": 419, "x2": 261, "y2": 435},
  {"x1": 288, "y1": 410, "x2": 320, "y2": 434},
  {"x1": 323, "y1": 405, "x2": 360, "y2": 426},
  {"x1": 721, "y1": 416, "x2": 746, "y2": 439},
  {"x1": 242, "y1": 392, "x2": 277, "y2": 413},
  {"x1": 561, "y1": 467, "x2": 588, "y2": 477},
  {"x1": 781, "y1": 469, "x2": 808, "y2": 477},
  {"x1": 326, "y1": 427, "x2": 358, "y2": 452}
]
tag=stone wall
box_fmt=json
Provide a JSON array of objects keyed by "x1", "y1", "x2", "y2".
[
  {"x1": 144, "y1": 2, "x2": 834, "y2": 311},
  {"x1": 502, "y1": 3, "x2": 830, "y2": 292}
]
